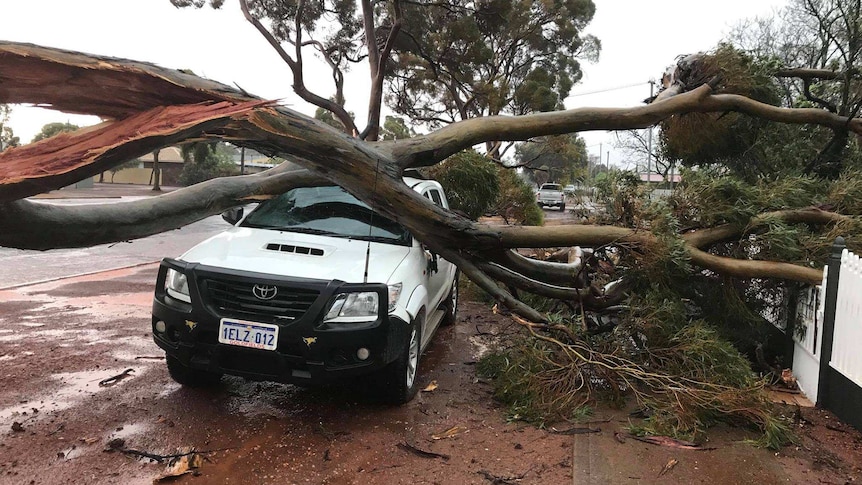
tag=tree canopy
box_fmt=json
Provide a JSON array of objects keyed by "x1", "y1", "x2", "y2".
[
  {"x1": 514, "y1": 133, "x2": 588, "y2": 185},
  {"x1": 31, "y1": 121, "x2": 80, "y2": 143},
  {"x1": 0, "y1": 104, "x2": 19, "y2": 151}
]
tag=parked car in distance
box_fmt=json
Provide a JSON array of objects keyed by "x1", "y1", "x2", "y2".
[
  {"x1": 563, "y1": 184, "x2": 576, "y2": 196},
  {"x1": 151, "y1": 177, "x2": 459, "y2": 404},
  {"x1": 537, "y1": 183, "x2": 566, "y2": 210}
]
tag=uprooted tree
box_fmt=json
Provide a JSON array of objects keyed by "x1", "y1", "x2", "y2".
[{"x1": 1, "y1": 0, "x2": 861, "y2": 446}]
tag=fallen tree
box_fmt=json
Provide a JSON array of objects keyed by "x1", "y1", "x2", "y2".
[
  {"x1": 1, "y1": 37, "x2": 860, "y2": 445},
  {"x1": 0, "y1": 43, "x2": 853, "y2": 296}
]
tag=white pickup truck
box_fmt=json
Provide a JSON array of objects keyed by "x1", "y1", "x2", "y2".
[
  {"x1": 536, "y1": 183, "x2": 566, "y2": 210},
  {"x1": 151, "y1": 176, "x2": 458, "y2": 404}
]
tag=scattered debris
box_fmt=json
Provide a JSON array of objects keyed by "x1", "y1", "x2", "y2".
[
  {"x1": 477, "y1": 468, "x2": 530, "y2": 484},
  {"x1": 323, "y1": 448, "x2": 331, "y2": 461},
  {"x1": 432, "y1": 425, "x2": 467, "y2": 440},
  {"x1": 780, "y1": 369, "x2": 798, "y2": 389},
  {"x1": 629, "y1": 435, "x2": 716, "y2": 451},
  {"x1": 657, "y1": 458, "x2": 678, "y2": 477},
  {"x1": 134, "y1": 356, "x2": 165, "y2": 360},
  {"x1": 156, "y1": 415, "x2": 175, "y2": 428},
  {"x1": 422, "y1": 380, "x2": 439, "y2": 392},
  {"x1": 550, "y1": 426, "x2": 600, "y2": 435},
  {"x1": 105, "y1": 438, "x2": 126, "y2": 451},
  {"x1": 153, "y1": 447, "x2": 203, "y2": 483},
  {"x1": 613, "y1": 431, "x2": 627, "y2": 443},
  {"x1": 47, "y1": 423, "x2": 65, "y2": 436},
  {"x1": 79, "y1": 437, "x2": 99, "y2": 445},
  {"x1": 11, "y1": 422, "x2": 25, "y2": 433},
  {"x1": 99, "y1": 368, "x2": 135, "y2": 387},
  {"x1": 397, "y1": 442, "x2": 450, "y2": 460},
  {"x1": 316, "y1": 423, "x2": 350, "y2": 441}
]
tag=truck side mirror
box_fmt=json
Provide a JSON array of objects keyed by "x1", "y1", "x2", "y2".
[
  {"x1": 422, "y1": 245, "x2": 439, "y2": 274},
  {"x1": 221, "y1": 207, "x2": 244, "y2": 225}
]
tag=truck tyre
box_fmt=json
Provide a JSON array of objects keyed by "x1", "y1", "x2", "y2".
[
  {"x1": 166, "y1": 355, "x2": 222, "y2": 387},
  {"x1": 560, "y1": 203, "x2": 566, "y2": 211},
  {"x1": 441, "y1": 272, "x2": 459, "y2": 326},
  {"x1": 377, "y1": 317, "x2": 421, "y2": 404}
]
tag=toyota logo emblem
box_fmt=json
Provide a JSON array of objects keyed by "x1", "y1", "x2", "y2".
[{"x1": 252, "y1": 284, "x2": 278, "y2": 300}]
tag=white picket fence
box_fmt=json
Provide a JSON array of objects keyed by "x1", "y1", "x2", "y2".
[
  {"x1": 830, "y1": 250, "x2": 862, "y2": 388},
  {"x1": 793, "y1": 248, "x2": 862, "y2": 402}
]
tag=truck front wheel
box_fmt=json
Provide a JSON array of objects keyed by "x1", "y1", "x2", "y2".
[
  {"x1": 442, "y1": 272, "x2": 459, "y2": 326},
  {"x1": 376, "y1": 318, "x2": 421, "y2": 404}
]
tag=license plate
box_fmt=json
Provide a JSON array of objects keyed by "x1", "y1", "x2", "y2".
[{"x1": 218, "y1": 318, "x2": 279, "y2": 351}]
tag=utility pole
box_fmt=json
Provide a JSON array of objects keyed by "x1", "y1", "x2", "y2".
[
  {"x1": 240, "y1": 147, "x2": 246, "y2": 175},
  {"x1": 607, "y1": 150, "x2": 610, "y2": 171},
  {"x1": 599, "y1": 143, "x2": 602, "y2": 173},
  {"x1": 647, "y1": 78, "x2": 655, "y2": 182}
]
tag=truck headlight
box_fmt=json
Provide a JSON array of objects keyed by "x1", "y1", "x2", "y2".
[
  {"x1": 324, "y1": 292, "x2": 379, "y2": 323},
  {"x1": 165, "y1": 268, "x2": 191, "y2": 303},
  {"x1": 387, "y1": 283, "x2": 402, "y2": 312}
]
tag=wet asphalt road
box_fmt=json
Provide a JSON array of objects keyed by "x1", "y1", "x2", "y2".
[{"x1": 0, "y1": 197, "x2": 229, "y2": 289}]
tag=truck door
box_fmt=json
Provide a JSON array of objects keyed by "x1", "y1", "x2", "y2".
[{"x1": 422, "y1": 187, "x2": 455, "y2": 313}]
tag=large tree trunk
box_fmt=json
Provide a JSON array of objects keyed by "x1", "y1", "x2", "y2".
[{"x1": 152, "y1": 149, "x2": 161, "y2": 191}]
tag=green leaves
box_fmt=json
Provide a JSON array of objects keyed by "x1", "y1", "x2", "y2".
[{"x1": 390, "y1": 0, "x2": 599, "y2": 122}]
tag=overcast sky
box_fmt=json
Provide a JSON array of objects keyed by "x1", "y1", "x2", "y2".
[{"x1": 4, "y1": 0, "x2": 787, "y2": 169}]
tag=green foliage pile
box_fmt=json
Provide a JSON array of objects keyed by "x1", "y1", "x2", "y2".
[
  {"x1": 478, "y1": 288, "x2": 794, "y2": 448},
  {"x1": 428, "y1": 150, "x2": 500, "y2": 220},
  {"x1": 492, "y1": 168, "x2": 544, "y2": 226},
  {"x1": 478, "y1": 168, "x2": 862, "y2": 448},
  {"x1": 429, "y1": 150, "x2": 542, "y2": 225}
]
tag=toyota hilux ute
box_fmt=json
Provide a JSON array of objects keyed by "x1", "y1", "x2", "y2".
[
  {"x1": 536, "y1": 183, "x2": 566, "y2": 210},
  {"x1": 151, "y1": 177, "x2": 458, "y2": 404}
]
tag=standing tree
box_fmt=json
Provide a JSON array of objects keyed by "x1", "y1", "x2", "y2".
[
  {"x1": 31, "y1": 121, "x2": 80, "y2": 143},
  {"x1": 514, "y1": 133, "x2": 588, "y2": 185},
  {"x1": 0, "y1": 104, "x2": 19, "y2": 152}
]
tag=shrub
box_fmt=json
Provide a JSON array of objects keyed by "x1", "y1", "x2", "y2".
[{"x1": 428, "y1": 150, "x2": 500, "y2": 220}]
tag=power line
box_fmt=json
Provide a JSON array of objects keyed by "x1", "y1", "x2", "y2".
[{"x1": 566, "y1": 81, "x2": 648, "y2": 98}]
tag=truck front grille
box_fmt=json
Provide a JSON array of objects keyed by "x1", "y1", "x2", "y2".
[{"x1": 203, "y1": 278, "x2": 320, "y2": 322}]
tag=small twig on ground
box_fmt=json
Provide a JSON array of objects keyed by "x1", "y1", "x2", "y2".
[
  {"x1": 396, "y1": 442, "x2": 450, "y2": 460},
  {"x1": 134, "y1": 355, "x2": 165, "y2": 360},
  {"x1": 104, "y1": 438, "x2": 233, "y2": 463},
  {"x1": 550, "y1": 426, "x2": 601, "y2": 435},
  {"x1": 628, "y1": 435, "x2": 716, "y2": 451},
  {"x1": 98, "y1": 369, "x2": 134, "y2": 387},
  {"x1": 658, "y1": 458, "x2": 678, "y2": 477},
  {"x1": 825, "y1": 424, "x2": 847, "y2": 433}
]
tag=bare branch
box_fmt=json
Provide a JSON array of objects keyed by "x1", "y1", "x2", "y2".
[
  {"x1": 0, "y1": 167, "x2": 326, "y2": 249},
  {"x1": 238, "y1": 0, "x2": 359, "y2": 135}
]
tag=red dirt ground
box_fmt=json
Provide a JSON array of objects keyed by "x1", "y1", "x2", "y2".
[{"x1": 0, "y1": 265, "x2": 860, "y2": 484}]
